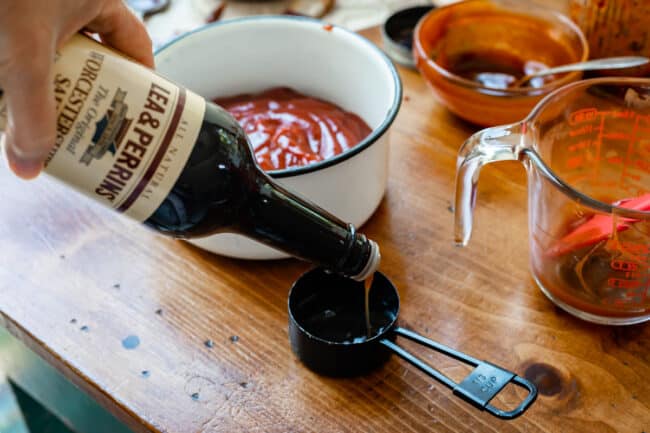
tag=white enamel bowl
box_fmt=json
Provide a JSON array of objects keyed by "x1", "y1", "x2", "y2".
[{"x1": 155, "y1": 16, "x2": 402, "y2": 259}]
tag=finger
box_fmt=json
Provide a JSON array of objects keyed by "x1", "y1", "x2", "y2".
[
  {"x1": 87, "y1": 1, "x2": 154, "y2": 68},
  {"x1": 3, "y1": 37, "x2": 56, "y2": 179}
]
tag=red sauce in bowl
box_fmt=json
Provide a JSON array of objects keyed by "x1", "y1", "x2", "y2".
[{"x1": 214, "y1": 87, "x2": 372, "y2": 171}]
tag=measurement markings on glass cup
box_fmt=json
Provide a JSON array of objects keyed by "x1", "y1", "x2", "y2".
[
  {"x1": 603, "y1": 242, "x2": 650, "y2": 307},
  {"x1": 566, "y1": 109, "x2": 650, "y2": 194}
]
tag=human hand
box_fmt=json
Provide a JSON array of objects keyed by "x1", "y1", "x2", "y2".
[{"x1": 0, "y1": 0, "x2": 154, "y2": 179}]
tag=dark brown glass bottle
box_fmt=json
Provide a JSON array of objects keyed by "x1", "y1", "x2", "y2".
[
  {"x1": 0, "y1": 34, "x2": 380, "y2": 281},
  {"x1": 145, "y1": 102, "x2": 380, "y2": 280}
]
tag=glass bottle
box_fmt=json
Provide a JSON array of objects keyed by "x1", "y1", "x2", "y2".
[{"x1": 0, "y1": 34, "x2": 380, "y2": 281}]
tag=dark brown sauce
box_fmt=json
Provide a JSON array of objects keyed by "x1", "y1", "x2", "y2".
[
  {"x1": 443, "y1": 50, "x2": 553, "y2": 89},
  {"x1": 303, "y1": 309, "x2": 391, "y2": 344}
]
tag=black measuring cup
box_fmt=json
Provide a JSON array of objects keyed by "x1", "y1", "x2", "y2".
[{"x1": 288, "y1": 269, "x2": 537, "y2": 420}]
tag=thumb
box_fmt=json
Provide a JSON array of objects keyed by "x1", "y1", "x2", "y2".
[{"x1": 4, "y1": 41, "x2": 56, "y2": 179}]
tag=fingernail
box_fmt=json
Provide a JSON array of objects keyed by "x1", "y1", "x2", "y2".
[{"x1": 5, "y1": 145, "x2": 44, "y2": 179}]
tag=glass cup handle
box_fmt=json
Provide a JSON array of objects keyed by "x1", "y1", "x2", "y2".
[{"x1": 454, "y1": 123, "x2": 525, "y2": 246}]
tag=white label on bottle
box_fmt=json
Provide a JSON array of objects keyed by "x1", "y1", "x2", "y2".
[{"x1": 0, "y1": 34, "x2": 205, "y2": 222}]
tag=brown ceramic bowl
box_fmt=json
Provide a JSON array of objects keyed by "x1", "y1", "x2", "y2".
[{"x1": 413, "y1": 0, "x2": 588, "y2": 126}]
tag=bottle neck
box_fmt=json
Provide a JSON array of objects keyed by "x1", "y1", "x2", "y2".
[{"x1": 236, "y1": 176, "x2": 381, "y2": 280}]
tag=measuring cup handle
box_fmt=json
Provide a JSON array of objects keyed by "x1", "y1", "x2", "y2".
[
  {"x1": 454, "y1": 122, "x2": 525, "y2": 246},
  {"x1": 380, "y1": 327, "x2": 537, "y2": 420}
]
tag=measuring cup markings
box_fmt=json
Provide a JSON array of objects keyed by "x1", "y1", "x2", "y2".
[
  {"x1": 592, "y1": 110, "x2": 607, "y2": 180},
  {"x1": 564, "y1": 109, "x2": 649, "y2": 193},
  {"x1": 569, "y1": 107, "x2": 599, "y2": 125},
  {"x1": 604, "y1": 228, "x2": 650, "y2": 307},
  {"x1": 620, "y1": 113, "x2": 643, "y2": 191}
]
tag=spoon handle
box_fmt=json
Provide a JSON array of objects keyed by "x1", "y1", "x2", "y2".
[{"x1": 533, "y1": 56, "x2": 650, "y2": 77}]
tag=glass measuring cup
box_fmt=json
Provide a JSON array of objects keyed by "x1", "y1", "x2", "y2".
[
  {"x1": 455, "y1": 78, "x2": 650, "y2": 325},
  {"x1": 288, "y1": 269, "x2": 537, "y2": 419}
]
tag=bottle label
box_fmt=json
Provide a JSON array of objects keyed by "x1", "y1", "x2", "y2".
[{"x1": 0, "y1": 34, "x2": 205, "y2": 222}]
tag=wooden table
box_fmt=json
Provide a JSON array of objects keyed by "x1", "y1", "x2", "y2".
[{"x1": 1, "y1": 26, "x2": 649, "y2": 433}]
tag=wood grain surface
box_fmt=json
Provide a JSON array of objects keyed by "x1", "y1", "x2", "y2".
[{"x1": 1, "y1": 25, "x2": 649, "y2": 433}]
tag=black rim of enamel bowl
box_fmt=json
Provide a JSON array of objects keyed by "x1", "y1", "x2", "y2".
[{"x1": 155, "y1": 16, "x2": 403, "y2": 179}]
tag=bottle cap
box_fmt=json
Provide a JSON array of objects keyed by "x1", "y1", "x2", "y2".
[
  {"x1": 382, "y1": 5, "x2": 435, "y2": 69},
  {"x1": 351, "y1": 239, "x2": 381, "y2": 281}
]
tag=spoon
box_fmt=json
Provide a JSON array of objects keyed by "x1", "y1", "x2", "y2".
[{"x1": 513, "y1": 56, "x2": 650, "y2": 87}]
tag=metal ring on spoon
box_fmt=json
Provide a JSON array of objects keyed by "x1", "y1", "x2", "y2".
[{"x1": 288, "y1": 268, "x2": 538, "y2": 420}]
